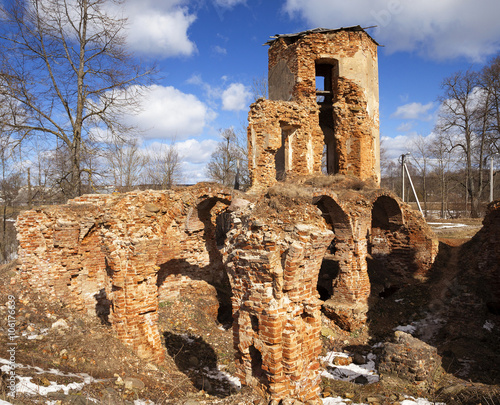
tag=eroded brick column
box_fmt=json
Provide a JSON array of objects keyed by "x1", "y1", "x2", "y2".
[{"x1": 224, "y1": 212, "x2": 333, "y2": 403}]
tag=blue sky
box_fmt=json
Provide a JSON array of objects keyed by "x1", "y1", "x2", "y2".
[{"x1": 117, "y1": 0, "x2": 500, "y2": 182}]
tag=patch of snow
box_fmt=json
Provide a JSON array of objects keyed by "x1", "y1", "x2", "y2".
[
  {"x1": 413, "y1": 314, "x2": 446, "y2": 341},
  {"x1": 0, "y1": 399, "x2": 14, "y2": 405},
  {"x1": 199, "y1": 365, "x2": 241, "y2": 391},
  {"x1": 402, "y1": 396, "x2": 446, "y2": 404},
  {"x1": 322, "y1": 397, "x2": 366, "y2": 404},
  {"x1": 428, "y1": 222, "x2": 468, "y2": 229},
  {"x1": 321, "y1": 396, "x2": 445, "y2": 405},
  {"x1": 395, "y1": 298, "x2": 404, "y2": 303},
  {"x1": 483, "y1": 320, "x2": 494, "y2": 331},
  {"x1": 179, "y1": 333, "x2": 195, "y2": 343},
  {"x1": 456, "y1": 357, "x2": 474, "y2": 378},
  {"x1": 394, "y1": 324, "x2": 417, "y2": 334},
  {"x1": 16, "y1": 376, "x2": 85, "y2": 396},
  {"x1": 320, "y1": 351, "x2": 379, "y2": 384},
  {"x1": 0, "y1": 358, "x2": 100, "y2": 397},
  {"x1": 134, "y1": 400, "x2": 155, "y2": 405},
  {"x1": 216, "y1": 365, "x2": 241, "y2": 389}
]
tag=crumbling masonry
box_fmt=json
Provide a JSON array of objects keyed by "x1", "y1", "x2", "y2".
[
  {"x1": 15, "y1": 27, "x2": 445, "y2": 403},
  {"x1": 15, "y1": 183, "x2": 438, "y2": 402},
  {"x1": 248, "y1": 27, "x2": 380, "y2": 192}
]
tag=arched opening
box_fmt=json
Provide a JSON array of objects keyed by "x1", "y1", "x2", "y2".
[
  {"x1": 313, "y1": 195, "x2": 351, "y2": 302},
  {"x1": 249, "y1": 345, "x2": 267, "y2": 386},
  {"x1": 316, "y1": 60, "x2": 339, "y2": 175},
  {"x1": 369, "y1": 195, "x2": 406, "y2": 298},
  {"x1": 371, "y1": 195, "x2": 403, "y2": 231},
  {"x1": 156, "y1": 196, "x2": 234, "y2": 329}
]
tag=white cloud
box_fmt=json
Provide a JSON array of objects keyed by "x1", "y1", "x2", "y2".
[
  {"x1": 396, "y1": 122, "x2": 413, "y2": 132},
  {"x1": 221, "y1": 83, "x2": 251, "y2": 111},
  {"x1": 381, "y1": 134, "x2": 416, "y2": 160},
  {"x1": 213, "y1": 0, "x2": 247, "y2": 8},
  {"x1": 283, "y1": 0, "x2": 500, "y2": 61},
  {"x1": 126, "y1": 85, "x2": 215, "y2": 140},
  {"x1": 117, "y1": 1, "x2": 197, "y2": 58},
  {"x1": 213, "y1": 45, "x2": 227, "y2": 55},
  {"x1": 176, "y1": 139, "x2": 219, "y2": 164},
  {"x1": 392, "y1": 102, "x2": 435, "y2": 121}
]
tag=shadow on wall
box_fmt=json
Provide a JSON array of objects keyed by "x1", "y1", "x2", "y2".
[
  {"x1": 156, "y1": 197, "x2": 234, "y2": 327},
  {"x1": 94, "y1": 288, "x2": 112, "y2": 326},
  {"x1": 367, "y1": 195, "x2": 411, "y2": 299}
]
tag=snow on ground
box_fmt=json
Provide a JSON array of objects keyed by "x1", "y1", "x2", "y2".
[
  {"x1": 483, "y1": 320, "x2": 494, "y2": 331},
  {"x1": 394, "y1": 312, "x2": 446, "y2": 342},
  {"x1": 0, "y1": 358, "x2": 100, "y2": 397},
  {"x1": 427, "y1": 222, "x2": 468, "y2": 229},
  {"x1": 322, "y1": 395, "x2": 445, "y2": 405},
  {"x1": 319, "y1": 349, "x2": 446, "y2": 405},
  {"x1": 395, "y1": 324, "x2": 417, "y2": 334},
  {"x1": 319, "y1": 351, "x2": 379, "y2": 384},
  {"x1": 323, "y1": 397, "x2": 366, "y2": 405}
]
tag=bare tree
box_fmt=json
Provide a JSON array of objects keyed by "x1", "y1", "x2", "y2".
[
  {"x1": 435, "y1": 70, "x2": 487, "y2": 217},
  {"x1": 0, "y1": 136, "x2": 22, "y2": 263},
  {"x1": 146, "y1": 143, "x2": 183, "y2": 190},
  {"x1": 409, "y1": 135, "x2": 432, "y2": 217},
  {"x1": 251, "y1": 73, "x2": 268, "y2": 101},
  {"x1": 0, "y1": 0, "x2": 154, "y2": 199},
  {"x1": 106, "y1": 137, "x2": 147, "y2": 191},
  {"x1": 481, "y1": 56, "x2": 500, "y2": 154},
  {"x1": 206, "y1": 128, "x2": 247, "y2": 188}
]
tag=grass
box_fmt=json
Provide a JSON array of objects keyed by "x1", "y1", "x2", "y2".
[{"x1": 426, "y1": 218, "x2": 483, "y2": 240}]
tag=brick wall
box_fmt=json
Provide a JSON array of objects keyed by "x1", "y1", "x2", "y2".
[
  {"x1": 248, "y1": 27, "x2": 380, "y2": 192},
  {"x1": 15, "y1": 183, "x2": 439, "y2": 402},
  {"x1": 16, "y1": 185, "x2": 232, "y2": 363}
]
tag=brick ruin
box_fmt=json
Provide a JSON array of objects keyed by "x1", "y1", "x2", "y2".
[
  {"x1": 15, "y1": 186, "x2": 232, "y2": 363},
  {"x1": 14, "y1": 27, "x2": 447, "y2": 403},
  {"x1": 248, "y1": 26, "x2": 380, "y2": 192},
  {"x1": 15, "y1": 182, "x2": 438, "y2": 402}
]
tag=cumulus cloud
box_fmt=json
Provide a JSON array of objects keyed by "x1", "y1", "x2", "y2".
[
  {"x1": 176, "y1": 139, "x2": 219, "y2": 164},
  {"x1": 115, "y1": 0, "x2": 197, "y2": 58},
  {"x1": 381, "y1": 134, "x2": 417, "y2": 160},
  {"x1": 392, "y1": 102, "x2": 435, "y2": 121},
  {"x1": 125, "y1": 85, "x2": 215, "y2": 140},
  {"x1": 283, "y1": 0, "x2": 500, "y2": 61},
  {"x1": 221, "y1": 83, "x2": 251, "y2": 111}
]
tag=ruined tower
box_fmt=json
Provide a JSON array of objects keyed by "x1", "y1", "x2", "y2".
[{"x1": 248, "y1": 26, "x2": 380, "y2": 191}]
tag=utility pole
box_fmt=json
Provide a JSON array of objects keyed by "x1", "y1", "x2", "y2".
[{"x1": 400, "y1": 153, "x2": 410, "y2": 202}]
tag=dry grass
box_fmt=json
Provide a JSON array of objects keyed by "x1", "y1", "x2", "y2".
[
  {"x1": 300, "y1": 173, "x2": 373, "y2": 190},
  {"x1": 427, "y1": 218, "x2": 483, "y2": 241},
  {"x1": 267, "y1": 174, "x2": 374, "y2": 200}
]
